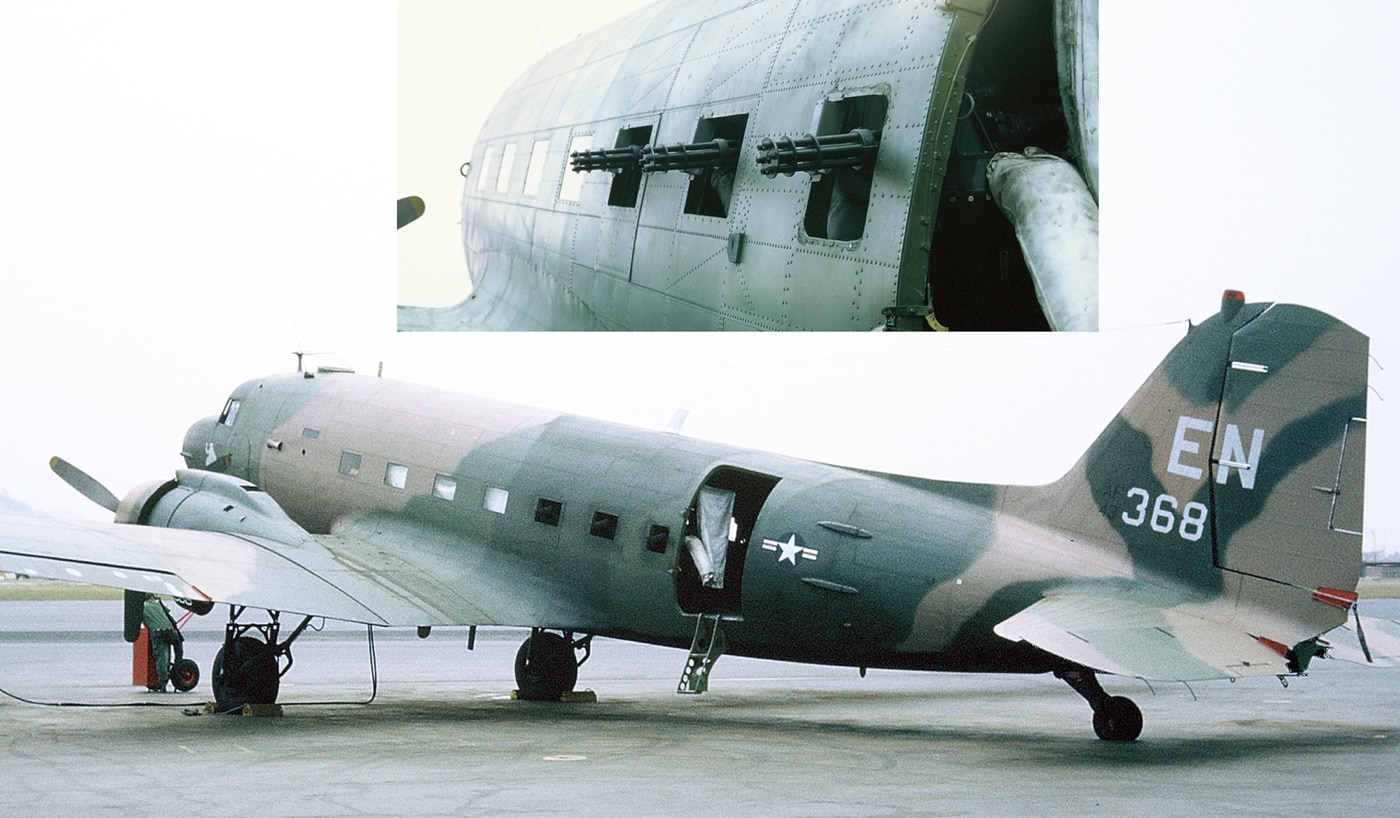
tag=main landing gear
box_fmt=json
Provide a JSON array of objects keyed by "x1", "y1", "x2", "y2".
[
  {"x1": 1056, "y1": 666, "x2": 1143, "y2": 742},
  {"x1": 211, "y1": 606, "x2": 314, "y2": 713},
  {"x1": 514, "y1": 629, "x2": 592, "y2": 701}
]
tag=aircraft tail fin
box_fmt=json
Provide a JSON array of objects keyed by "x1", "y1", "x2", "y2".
[{"x1": 1012, "y1": 292, "x2": 1369, "y2": 634}]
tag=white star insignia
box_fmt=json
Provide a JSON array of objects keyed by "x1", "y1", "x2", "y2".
[{"x1": 776, "y1": 534, "x2": 802, "y2": 565}]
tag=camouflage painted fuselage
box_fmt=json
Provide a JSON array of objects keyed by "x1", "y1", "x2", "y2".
[{"x1": 189, "y1": 299, "x2": 1368, "y2": 679}]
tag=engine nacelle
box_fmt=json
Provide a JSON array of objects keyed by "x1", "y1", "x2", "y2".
[{"x1": 114, "y1": 469, "x2": 312, "y2": 546}]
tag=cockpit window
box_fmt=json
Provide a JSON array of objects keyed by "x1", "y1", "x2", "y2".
[{"x1": 219, "y1": 398, "x2": 240, "y2": 427}]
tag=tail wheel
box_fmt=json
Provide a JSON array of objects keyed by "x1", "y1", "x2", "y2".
[
  {"x1": 171, "y1": 658, "x2": 201, "y2": 692},
  {"x1": 212, "y1": 635, "x2": 280, "y2": 712},
  {"x1": 1092, "y1": 695, "x2": 1143, "y2": 742},
  {"x1": 514, "y1": 632, "x2": 578, "y2": 701}
]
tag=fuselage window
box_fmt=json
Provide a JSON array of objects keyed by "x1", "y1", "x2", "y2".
[
  {"x1": 682, "y1": 114, "x2": 748, "y2": 218},
  {"x1": 219, "y1": 399, "x2": 240, "y2": 427},
  {"x1": 590, "y1": 511, "x2": 619, "y2": 540},
  {"x1": 608, "y1": 125, "x2": 652, "y2": 208},
  {"x1": 495, "y1": 143, "x2": 517, "y2": 194},
  {"x1": 433, "y1": 475, "x2": 457, "y2": 501},
  {"x1": 302, "y1": 428, "x2": 320, "y2": 439},
  {"x1": 484, "y1": 486, "x2": 509, "y2": 514},
  {"x1": 802, "y1": 94, "x2": 887, "y2": 241},
  {"x1": 559, "y1": 135, "x2": 590, "y2": 202},
  {"x1": 523, "y1": 139, "x2": 550, "y2": 197},
  {"x1": 339, "y1": 451, "x2": 362, "y2": 477},
  {"x1": 646, "y1": 524, "x2": 670, "y2": 554},
  {"x1": 385, "y1": 463, "x2": 408, "y2": 490},
  {"x1": 535, "y1": 498, "x2": 563, "y2": 526},
  {"x1": 477, "y1": 146, "x2": 496, "y2": 192}
]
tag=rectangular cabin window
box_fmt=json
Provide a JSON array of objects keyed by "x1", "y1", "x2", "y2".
[
  {"x1": 483, "y1": 487, "x2": 509, "y2": 514},
  {"x1": 495, "y1": 143, "x2": 517, "y2": 194},
  {"x1": 384, "y1": 463, "x2": 408, "y2": 490},
  {"x1": 302, "y1": 428, "x2": 320, "y2": 439},
  {"x1": 219, "y1": 398, "x2": 240, "y2": 427},
  {"x1": 523, "y1": 139, "x2": 550, "y2": 197},
  {"x1": 476, "y1": 146, "x2": 496, "y2": 192},
  {"x1": 683, "y1": 114, "x2": 748, "y2": 218},
  {"x1": 802, "y1": 95, "x2": 888, "y2": 241},
  {"x1": 608, "y1": 125, "x2": 652, "y2": 208},
  {"x1": 432, "y1": 475, "x2": 457, "y2": 501},
  {"x1": 590, "y1": 511, "x2": 619, "y2": 540},
  {"x1": 646, "y1": 524, "x2": 670, "y2": 554},
  {"x1": 559, "y1": 135, "x2": 590, "y2": 202},
  {"x1": 339, "y1": 451, "x2": 362, "y2": 477},
  {"x1": 535, "y1": 498, "x2": 563, "y2": 527}
]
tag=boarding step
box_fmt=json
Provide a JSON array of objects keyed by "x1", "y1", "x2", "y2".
[{"x1": 677, "y1": 613, "x2": 728, "y2": 695}]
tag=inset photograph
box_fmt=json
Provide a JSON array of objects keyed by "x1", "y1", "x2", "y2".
[{"x1": 398, "y1": 0, "x2": 1097, "y2": 331}]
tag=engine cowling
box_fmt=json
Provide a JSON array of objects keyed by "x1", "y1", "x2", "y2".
[{"x1": 114, "y1": 469, "x2": 312, "y2": 546}]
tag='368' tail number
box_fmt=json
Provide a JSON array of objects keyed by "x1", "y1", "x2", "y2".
[{"x1": 1121, "y1": 488, "x2": 1208, "y2": 542}]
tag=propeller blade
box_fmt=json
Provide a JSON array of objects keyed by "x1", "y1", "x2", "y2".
[
  {"x1": 397, "y1": 196, "x2": 425, "y2": 229},
  {"x1": 49, "y1": 456, "x2": 119, "y2": 513}
]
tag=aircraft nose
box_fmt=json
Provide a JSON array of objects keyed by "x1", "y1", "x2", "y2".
[{"x1": 181, "y1": 416, "x2": 221, "y2": 470}]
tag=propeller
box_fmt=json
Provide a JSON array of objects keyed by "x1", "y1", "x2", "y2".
[
  {"x1": 49, "y1": 456, "x2": 119, "y2": 513},
  {"x1": 397, "y1": 196, "x2": 425, "y2": 229}
]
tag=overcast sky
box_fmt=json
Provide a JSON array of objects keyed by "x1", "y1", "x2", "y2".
[{"x1": 3, "y1": 1, "x2": 1400, "y2": 557}]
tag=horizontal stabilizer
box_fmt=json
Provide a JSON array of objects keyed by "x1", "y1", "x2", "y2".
[
  {"x1": 1323, "y1": 614, "x2": 1400, "y2": 668},
  {"x1": 994, "y1": 591, "x2": 1292, "y2": 681}
]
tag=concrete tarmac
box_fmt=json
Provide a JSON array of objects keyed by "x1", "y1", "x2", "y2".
[{"x1": 3, "y1": 600, "x2": 1399, "y2": 816}]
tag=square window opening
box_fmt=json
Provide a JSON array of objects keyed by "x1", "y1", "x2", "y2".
[
  {"x1": 646, "y1": 524, "x2": 670, "y2": 554},
  {"x1": 339, "y1": 451, "x2": 362, "y2": 477},
  {"x1": 683, "y1": 114, "x2": 748, "y2": 218},
  {"x1": 559, "y1": 134, "x2": 591, "y2": 202},
  {"x1": 385, "y1": 463, "x2": 408, "y2": 490},
  {"x1": 535, "y1": 498, "x2": 563, "y2": 527},
  {"x1": 476, "y1": 145, "x2": 496, "y2": 192},
  {"x1": 590, "y1": 511, "x2": 619, "y2": 540},
  {"x1": 802, "y1": 95, "x2": 887, "y2": 241},
  {"x1": 495, "y1": 143, "x2": 518, "y2": 194},
  {"x1": 484, "y1": 487, "x2": 509, "y2": 514},
  {"x1": 608, "y1": 125, "x2": 652, "y2": 208},
  {"x1": 523, "y1": 139, "x2": 550, "y2": 197},
  {"x1": 433, "y1": 475, "x2": 457, "y2": 501}
]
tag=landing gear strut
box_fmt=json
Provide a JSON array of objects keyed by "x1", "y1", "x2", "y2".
[
  {"x1": 1056, "y1": 666, "x2": 1142, "y2": 742},
  {"x1": 514, "y1": 629, "x2": 591, "y2": 701},
  {"x1": 211, "y1": 606, "x2": 314, "y2": 712}
]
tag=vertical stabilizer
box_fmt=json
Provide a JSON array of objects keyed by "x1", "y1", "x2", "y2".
[{"x1": 1015, "y1": 293, "x2": 1368, "y2": 610}]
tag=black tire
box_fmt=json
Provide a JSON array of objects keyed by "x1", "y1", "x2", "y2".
[
  {"x1": 1092, "y1": 695, "x2": 1143, "y2": 742},
  {"x1": 211, "y1": 636, "x2": 280, "y2": 712},
  {"x1": 513, "y1": 632, "x2": 578, "y2": 701},
  {"x1": 171, "y1": 658, "x2": 200, "y2": 692}
]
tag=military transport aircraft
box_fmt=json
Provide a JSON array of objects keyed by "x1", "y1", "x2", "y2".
[
  {"x1": 2, "y1": 292, "x2": 1396, "y2": 741},
  {"x1": 397, "y1": 0, "x2": 1098, "y2": 332}
]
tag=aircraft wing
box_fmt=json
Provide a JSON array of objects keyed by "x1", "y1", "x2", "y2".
[
  {"x1": 0, "y1": 513, "x2": 585, "y2": 628},
  {"x1": 994, "y1": 591, "x2": 1294, "y2": 681}
]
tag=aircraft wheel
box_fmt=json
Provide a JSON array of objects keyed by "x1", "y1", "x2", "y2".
[
  {"x1": 171, "y1": 658, "x2": 200, "y2": 692},
  {"x1": 212, "y1": 636, "x2": 280, "y2": 712},
  {"x1": 1092, "y1": 695, "x2": 1143, "y2": 742},
  {"x1": 514, "y1": 632, "x2": 578, "y2": 701}
]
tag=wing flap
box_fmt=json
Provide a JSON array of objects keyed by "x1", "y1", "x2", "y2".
[{"x1": 994, "y1": 592, "x2": 1292, "y2": 681}]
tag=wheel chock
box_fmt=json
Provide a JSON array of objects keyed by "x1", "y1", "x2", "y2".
[{"x1": 510, "y1": 689, "x2": 597, "y2": 703}]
